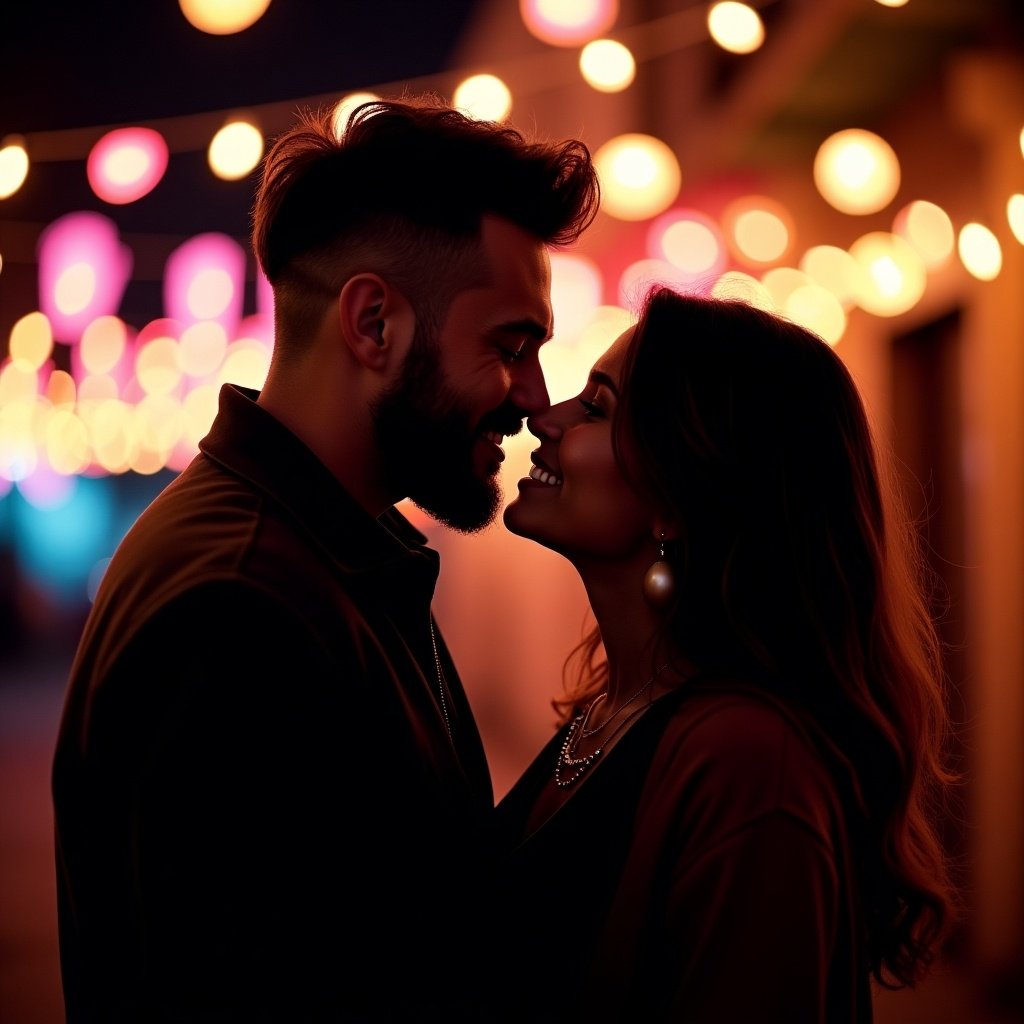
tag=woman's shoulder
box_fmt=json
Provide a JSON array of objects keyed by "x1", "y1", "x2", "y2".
[{"x1": 646, "y1": 682, "x2": 845, "y2": 840}]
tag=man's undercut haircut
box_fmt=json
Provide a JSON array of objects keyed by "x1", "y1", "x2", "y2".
[{"x1": 251, "y1": 94, "x2": 600, "y2": 346}]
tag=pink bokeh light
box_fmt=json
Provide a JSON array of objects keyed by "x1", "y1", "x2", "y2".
[
  {"x1": 87, "y1": 127, "x2": 169, "y2": 205},
  {"x1": 37, "y1": 211, "x2": 133, "y2": 344},
  {"x1": 164, "y1": 233, "x2": 246, "y2": 337}
]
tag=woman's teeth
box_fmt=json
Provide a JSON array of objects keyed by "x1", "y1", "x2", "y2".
[{"x1": 529, "y1": 465, "x2": 562, "y2": 486}]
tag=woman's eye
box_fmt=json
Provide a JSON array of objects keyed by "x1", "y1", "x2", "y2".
[{"x1": 578, "y1": 398, "x2": 604, "y2": 417}]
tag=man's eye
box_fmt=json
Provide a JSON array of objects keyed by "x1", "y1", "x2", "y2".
[{"x1": 499, "y1": 346, "x2": 526, "y2": 363}]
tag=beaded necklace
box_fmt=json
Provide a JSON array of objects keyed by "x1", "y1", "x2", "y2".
[{"x1": 554, "y1": 662, "x2": 670, "y2": 788}]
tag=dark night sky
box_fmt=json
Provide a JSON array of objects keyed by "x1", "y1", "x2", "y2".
[{"x1": 0, "y1": 0, "x2": 482, "y2": 342}]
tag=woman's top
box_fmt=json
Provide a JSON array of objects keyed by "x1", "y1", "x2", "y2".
[{"x1": 491, "y1": 680, "x2": 872, "y2": 1023}]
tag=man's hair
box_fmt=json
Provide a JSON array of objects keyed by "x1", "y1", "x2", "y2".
[{"x1": 251, "y1": 93, "x2": 600, "y2": 346}]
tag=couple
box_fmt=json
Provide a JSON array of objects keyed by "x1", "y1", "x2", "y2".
[{"x1": 51, "y1": 95, "x2": 957, "y2": 1022}]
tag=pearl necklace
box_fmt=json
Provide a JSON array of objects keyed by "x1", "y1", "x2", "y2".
[{"x1": 554, "y1": 662, "x2": 670, "y2": 789}]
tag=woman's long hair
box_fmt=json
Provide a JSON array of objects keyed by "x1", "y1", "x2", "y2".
[{"x1": 557, "y1": 286, "x2": 959, "y2": 988}]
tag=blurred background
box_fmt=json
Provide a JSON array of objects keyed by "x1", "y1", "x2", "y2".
[{"x1": 2, "y1": 0, "x2": 1023, "y2": 1021}]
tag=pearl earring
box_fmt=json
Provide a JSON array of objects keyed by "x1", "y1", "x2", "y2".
[{"x1": 643, "y1": 533, "x2": 676, "y2": 609}]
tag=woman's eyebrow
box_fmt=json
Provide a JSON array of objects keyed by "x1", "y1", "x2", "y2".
[{"x1": 588, "y1": 369, "x2": 619, "y2": 396}]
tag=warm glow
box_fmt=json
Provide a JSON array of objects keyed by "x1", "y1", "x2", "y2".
[
  {"x1": 136, "y1": 335, "x2": 182, "y2": 396},
  {"x1": 45, "y1": 409, "x2": 91, "y2": 476},
  {"x1": 618, "y1": 259, "x2": 695, "y2": 307},
  {"x1": 453, "y1": 74, "x2": 513, "y2": 122},
  {"x1": 87, "y1": 399, "x2": 135, "y2": 474},
  {"x1": 707, "y1": 2, "x2": 765, "y2": 54},
  {"x1": 648, "y1": 209, "x2": 726, "y2": 282},
  {"x1": 710, "y1": 270, "x2": 776, "y2": 311},
  {"x1": 958, "y1": 222, "x2": 1002, "y2": 281},
  {"x1": 799, "y1": 245, "x2": 864, "y2": 310},
  {"x1": 55, "y1": 263, "x2": 97, "y2": 316},
  {"x1": 165, "y1": 233, "x2": 246, "y2": 335},
  {"x1": 179, "y1": 320, "x2": 229, "y2": 377},
  {"x1": 217, "y1": 339, "x2": 271, "y2": 390},
  {"x1": 594, "y1": 133, "x2": 681, "y2": 221},
  {"x1": 46, "y1": 369, "x2": 77, "y2": 409},
  {"x1": 331, "y1": 92, "x2": 381, "y2": 139},
  {"x1": 1007, "y1": 194, "x2": 1024, "y2": 246},
  {"x1": 208, "y1": 120, "x2": 264, "y2": 180},
  {"x1": 80, "y1": 316, "x2": 129, "y2": 375},
  {"x1": 540, "y1": 304, "x2": 633, "y2": 404},
  {"x1": 178, "y1": 0, "x2": 271, "y2": 34},
  {"x1": 37, "y1": 211, "x2": 133, "y2": 343},
  {"x1": 784, "y1": 284, "x2": 847, "y2": 346},
  {"x1": 873, "y1": 0, "x2": 909, "y2": 6},
  {"x1": 520, "y1": 0, "x2": 618, "y2": 46},
  {"x1": 549, "y1": 252, "x2": 604, "y2": 345},
  {"x1": 761, "y1": 266, "x2": 812, "y2": 310},
  {"x1": 87, "y1": 127, "x2": 169, "y2": 204},
  {"x1": 814, "y1": 128, "x2": 901, "y2": 215},
  {"x1": 187, "y1": 268, "x2": 234, "y2": 320},
  {"x1": 134, "y1": 394, "x2": 185, "y2": 455},
  {"x1": 9, "y1": 312, "x2": 53, "y2": 371},
  {"x1": 893, "y1": 199, "x2": 954, "y2": 268},
  {"x1": 182, "y1": 384, "x2": 220, "y2": 448},
  {"x1": 849, "y1": 231, "x2": 926, "y2": 316},
  {"x1": 0, "y1": 139, "x2": 29, "y2": 199},
  {"x1": 722, "y1": 195, "x2": 793, "y2": 265},
  {"x1": 579, "y1": 39, "x2": 635, "y2": 92}
]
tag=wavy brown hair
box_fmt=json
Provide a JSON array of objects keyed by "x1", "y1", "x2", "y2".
[{"x1": 557, "y1": 286, "x2": 960, "y2": 989}]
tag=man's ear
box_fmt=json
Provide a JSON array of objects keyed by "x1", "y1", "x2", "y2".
[{"x1": 337, "y1": 273, "x2": 415, "y2": 372}]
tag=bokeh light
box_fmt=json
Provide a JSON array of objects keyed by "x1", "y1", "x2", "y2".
[
  {"x1": 647, "y1": 209, "x2": 727, "y2": 283},
  {"x1": 37, "y1": 212, "x2": 133, "y2": 343},
  {"x1": 707, "y1": 2, "x2": 765, "y2": 54},
  {"x1": 520, "y1": 0, "x2": 618, "y2": 46},
  {"x1": 579, "y1": 39, "x2": 635, "y2": 92},
  {"x1": 618, "y1": 258, "x2": 696, "y2": 307},
  {"x1": 549, "y1": 252, "x2": 604, "y2": 345},
  {"x1": 722, "y1": 195, "x2": 793, "y2": 265},
  {"x1": 331, "y1": 92, "x2": 381, "y2": 139},
  {"x1": 453, "y1": 74, "x2": 513, "y2": 122},
  {"x1": 9, "y1": 312, "x2": 53, "y2": 371},
  {"x1": 848, "y1": 231, "x2": 926, "y2": 316},
  {"x1": 760, "y1": 266, "x2": 812, "y2": 310},
  {"x1": 208, "y1": 119, "x2": 264, "y2": 180},
  {"x1": 178, "y1": 0, "x2": 272, "y2": 34},
  {"x1": 893, "y1": 199, "x2": 954, "y2": 268},
  {"x1": 814, "y1": 128, "x2": 901, "y2": 215},
  {"x1": 594, "y1": 133, "x2": 681, "y2": 221},
  {"x1": 958, "y1": 222, "x2": 1002, "y2": 281},
  {"x1": 784, "y1": 283, "x2": 847, "y2": 346},
  {"x1": 799, "y1": 244, "x2": 864, "y2": 310},
  {"x1": 164, "y1": 233, "x2": 246, "y2": 336},
  {"x1": 87, "y1": 127, "x2": 169, "y2": 204},
  {"x1": 0, "y1": 138, "x2": 30, "y2": 199},
  {"x1": 1007, "y1": 194, "x2": 1024, "y2": 246},
  {"x1": 710, "y1": 270, "x2": 776, "y2": 311}
]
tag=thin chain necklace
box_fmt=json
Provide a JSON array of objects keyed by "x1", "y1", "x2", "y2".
[
  {"x1": 580, "y1": 662, "x2": 670, "y2": 737},
  {"x1": 554, "y1": 661, "x2": 671, "y2": 789},
  {"x1": 429, "y1": 617, "x2": 453, "y2": 744}
]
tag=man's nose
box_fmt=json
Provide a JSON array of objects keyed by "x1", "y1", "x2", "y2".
[{"x1": 509, "y1": 354, "x2": 550, "y2": 415}]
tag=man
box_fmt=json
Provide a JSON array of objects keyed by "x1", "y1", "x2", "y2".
[{"x1": 52, "y1": 95, "x2": 599, "y2": 1022}]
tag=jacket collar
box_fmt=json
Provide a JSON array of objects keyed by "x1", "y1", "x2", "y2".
[{"x1": 199, "y1": 384, "x2": 437, "y2": 582}]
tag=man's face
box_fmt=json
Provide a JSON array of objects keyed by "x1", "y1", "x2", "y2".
[{"x1": 372, "y1": 215, "x2": 553, "y2": 533}]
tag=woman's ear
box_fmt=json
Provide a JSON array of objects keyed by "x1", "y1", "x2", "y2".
[
  {"x1": 651, "y1": 516, "x2": 679, "y2": 543},
  {"x1": 337, "y1": 273, "x2": 415, "y2": 372}
]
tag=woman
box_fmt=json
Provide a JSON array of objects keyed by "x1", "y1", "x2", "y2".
[{"x1": 493, "y1": 286, "x2": 959, "y2": 1023}]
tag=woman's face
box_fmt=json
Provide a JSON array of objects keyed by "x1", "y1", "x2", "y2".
[{"x1": 503, "y1": 327, "x2": 655, "y2": 561}]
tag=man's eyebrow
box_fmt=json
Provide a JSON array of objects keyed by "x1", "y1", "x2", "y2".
[
  {"x1": 495, "y1": 318, "x2": 551, "y2": 342},
  {"x1": 588, "y1": 369, "x2": 620, "y2": 396}
]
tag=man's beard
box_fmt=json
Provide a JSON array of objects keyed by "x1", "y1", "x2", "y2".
[{"x1": 372, "y1": 328, "x2": 516, "y2": 533}]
